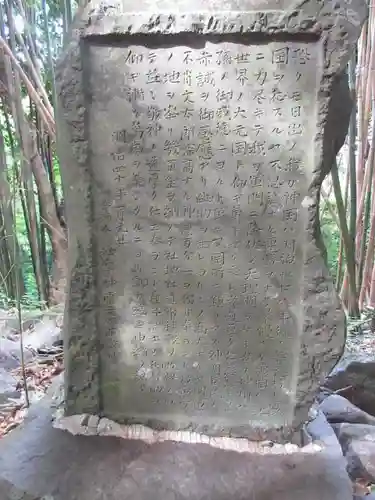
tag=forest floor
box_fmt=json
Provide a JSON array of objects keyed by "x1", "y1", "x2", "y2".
[{"x1": 0, "y1": 308, "x2": 63, "y2": 437}]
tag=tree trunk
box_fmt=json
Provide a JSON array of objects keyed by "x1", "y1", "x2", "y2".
[
  {"x1": 0, "y1": 127, "x2": 25, "y2": 300},
  {"x1": 0, "y1": 208, "x2": 16, "y2": 299},
  {"x1": 29, "y1": 128, "x2": 67, "y2": 304}
]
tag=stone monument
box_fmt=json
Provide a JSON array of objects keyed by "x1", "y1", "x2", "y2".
[{"x1": 56, "y1": 0, "x2": 366, "y2": 442}]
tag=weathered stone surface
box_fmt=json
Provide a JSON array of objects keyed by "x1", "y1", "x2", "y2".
[
  {"x1": 332, "y1": 423, "x2": 375, "y2": 481},
  {"x1": 0, "y1": 314, "x2": 65, "y2": 407},
  {"x1": 320, "y1": 395, "x2": 375, "y2": 426},
  {"x1": 324, "y1": 355, "x2": 375, "y2": 417},
  {"x1": 0, "y1": 336, "x2": 33, "y2": 369},
  {"x1": 56, "y1": 0, "x2": 366, "y2": 440},
  {"x1": 23, "y1": 318, "x2": 62, "y2": 352},
  {"x1": 0, "y1": 340, "x2": 22, "y2": 371},
  {"x1": 0, "y1": 368, "x2": 19, "y2": 405},
  {"x1": 345, "y1": 439, "x2": 375, "y2": 481},
  {"x1": 0, "y1": 394, "x2": 354, "y2": 500},
  {"x1": 0, "y1": 477, "x2": 41, "y2": 500},
  {"x1": 0, "y1": 332, "x2": 33, "y2": 405},
  {"x1": 3, "y1": 310, "x2": 45, "y2": 335},
  {"x1": 304, "y1": 410, "x2": 343, "y2": 457},
  {"x1": 332, "y1": 423, "x2": 375, "y2": 452}
]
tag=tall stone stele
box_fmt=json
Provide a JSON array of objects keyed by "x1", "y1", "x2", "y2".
[{"x1": 56, "y1": 0, "x2": 367, "y2": 442}]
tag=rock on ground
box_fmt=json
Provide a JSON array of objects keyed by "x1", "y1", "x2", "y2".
[
  {"x1": 0, "y1": 337, "x2": 33, "y2": 369},
  {"x1": 303, "y1": 410, "x2": 343, "y2": 457},
  {"x1": 0, "y1": 391, "x2": 353, "y2": 500},
  {"x1": 3, "y1": 310, "x2": 45, "y2": 335},
  {"x1": 0, "y1": 368, "x2": 19, "y2": 405},
  {"x1": 324, "y1": 354, "x2": 375, "y2": 416},
  {"x1": 332, "y1": 423, "x2": 375, "y2": 482},
  {"x1": 0, "y1": 477, "x2": 42, "y2": 500},
  {"x1": 319, "y1": 394, "x2": 375, "y2": 426},
  {"x1": 0, "y1": 310, "x2": 63, "y2": 409},
  {"x1": 23, "y1": 318, "x2": 62, "y2": 351},
  {"x1": 332, "y1": 423, "x2": 375, "y2": 451},
  {"x1": 346, "y1": 439, "x2": 375, "y2": 482},
  {"x1": 0, "y1": 336, "x2": 32, "y2": 407}
]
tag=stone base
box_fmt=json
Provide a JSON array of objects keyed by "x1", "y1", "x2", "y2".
[
  {"x1": 0, "y1": 389, "x2": 354, "y2": 500},
  {"x1": 53, "y1": 411, "x2": 314, "y2": 453}
]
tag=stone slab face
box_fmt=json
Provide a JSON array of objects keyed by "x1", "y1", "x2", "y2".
[
  {"x1": 0, "y1": 394, "x2": 353, "y2": 500},
  {"x1": 56, "y1": 0, "x2": 367, "y2": 441}
]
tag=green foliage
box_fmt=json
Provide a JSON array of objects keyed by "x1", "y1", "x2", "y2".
[
  {"x1": 0, "y1": 198, "x2": 53, "y2": 309},
  {"x1": 0, "y1": 122, "x2": 55, "y2": 310},
  {"x1": 52, "y1": 152, "x2": 62, "y2": 194},
  {"x1": 320, "y1": 202, "x2": 341, "y2": 281}
]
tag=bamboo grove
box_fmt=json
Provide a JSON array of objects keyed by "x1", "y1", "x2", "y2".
[
  {"x1": 0, "y1": 0, "x2": 76, "y2": 309},
  {"x1": 331, "y1": 4, "x2": 375, "y2": 318}
]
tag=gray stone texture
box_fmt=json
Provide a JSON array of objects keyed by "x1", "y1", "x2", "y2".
[
  {"x1": 0, "y1": 478, "x2": 41, "y2": 500},
  {"x1": 324, "y1": 355, "x2": 375, "y2": 416},
  {"x1": 0, "y1": 310, "x2": 65, "y2": 407},
  {"x1": 332, "y1": 423, "x2": 375, "y2": 451},
  {"x1": 332, "y1": 423, "x2": 375, "y2": 482},
  {"x1": 56, "y1": 0, "x2": 367, "y2": 440},
  {"x1": 0, "y1": 394, "x2": 353, "y2": 500},
  {"x1": 0, "y1": 368, "x2": 19, "y2": 404},
  {"x1": 304, "y1": 410, "x2": 343, "y2": 458},
  {"x1": 320, "y1": 394, "x2": 375, "y2": 426},
  {"x1": 345, "y1": 439, "x2": 375, "y2": 482}
]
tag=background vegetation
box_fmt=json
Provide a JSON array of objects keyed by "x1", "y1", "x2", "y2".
[
  {"x1": 0, "y1": 0, "x2": 372, "y2": 321},
  {"x1": 0, "y1": 0, "x2": 77, "y2": 311}
]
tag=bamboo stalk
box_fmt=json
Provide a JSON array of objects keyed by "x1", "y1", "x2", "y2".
[
  {"x1": 321, "y1": 190, "x2": 340, "y2": 227},
  {"x1": 340, "y1": 117, "x2": 374, "y2": 303},
  {"x1": 41, "y1": 0, "x2": 57, "y2": 113},
  {"x1": 2, "y1": 98, "x2": 32, "y2": 261},
  {"x1": 11, "y1": 144, "x2": 29, "y2": 409},
  {"x1": 359, "y1": 177, "x2": 375, "y2": 308},
  {"x1": 12, "y1": 0, "x2": 41, "y2": 65},
  {"x1": 356, "y1": 19, "x2": 368, "y2": 91},
  {"x1": 356, "y1": 22, "x2": 372, "y2": 198},
  {"x1": 7, "y1": 0, "x2": 53, "y2": 117},
  {"x1": 336, "y1": 162, "x2": 350, "y2": 292},
  {"x1": 356, "y1": 9, "x2": 375, "y2": 244},
  {"x1": 14, "y1": 29, "x2": 54, "y2": 117},
  {"x1": 0, "y1": 125, "x2": 24, "y2": 298},
  {"x1": 358, "y1": 122, "x2": 375, "y2": 294},
  {"x1": 349, "y1": 56, "x2": 358, "y2": 252},
  {"x1": 3, "y1": 19, "x2": 45, "y2": 306},
  {"x1": 0, "y1": 35, "x2": 55, "y2": 138},
  {"x1": 332, "y1": 158, "x2": 360, "y2": 317},
  {"x1": 363, "y1": 76, "x2": 375, "y2": 307}
]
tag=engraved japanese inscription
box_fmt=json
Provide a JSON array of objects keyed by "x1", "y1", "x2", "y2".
[{"x1": 87, "y1": 40, "x2": 322, "y2": 429}]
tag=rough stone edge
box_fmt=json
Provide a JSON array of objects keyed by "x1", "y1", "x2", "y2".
[
  {"x1": 56, "y1": 22, "x2": 100, "y2": 416},
  {"x1": 52, "y1": 409, "x2": 324, "y2": 455},
  {"x1": 55, "y1": 0, "x2": 367, "y2": 440}
]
